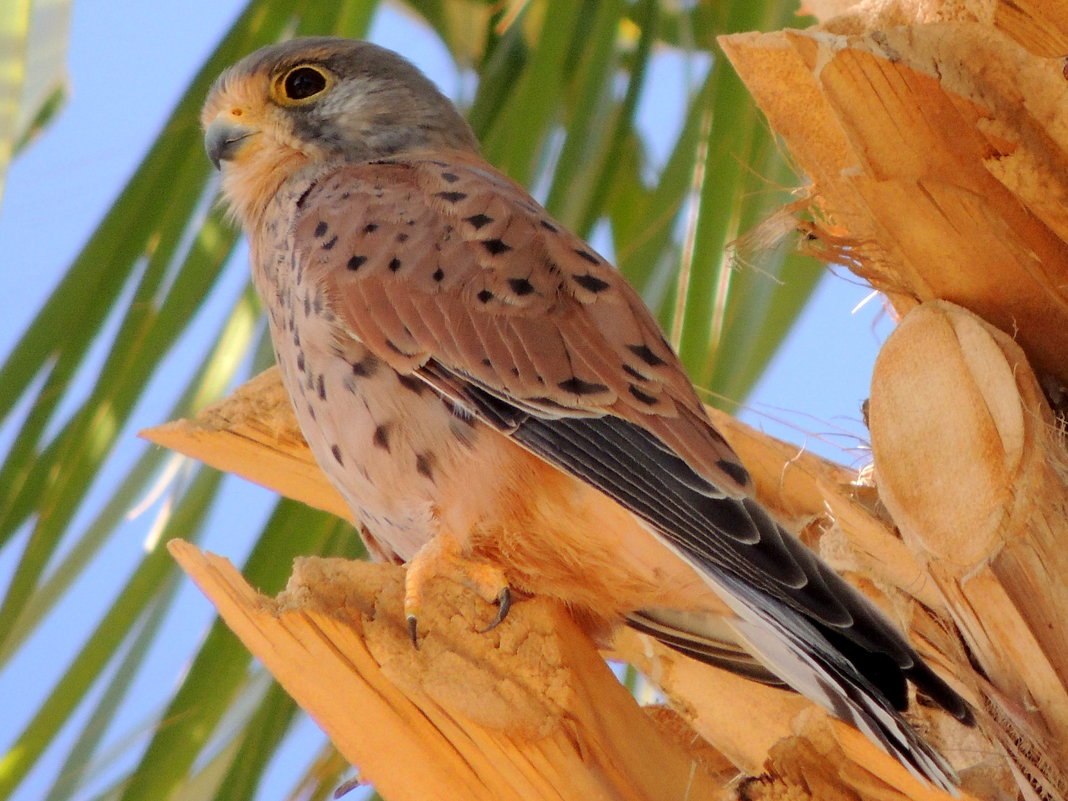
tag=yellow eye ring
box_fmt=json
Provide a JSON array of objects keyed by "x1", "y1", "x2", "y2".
[{"x1": 273, "y1": 64, "x2": 332, "y2": 105}]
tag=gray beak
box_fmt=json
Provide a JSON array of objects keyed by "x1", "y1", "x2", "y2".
[{"x1": 204, "y1": 119, "x2": 255, "y2": 169}]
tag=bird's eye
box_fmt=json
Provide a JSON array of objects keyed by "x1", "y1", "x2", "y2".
[{"x1": 282, "y1": 66, "x2": 328, "y2": 101}]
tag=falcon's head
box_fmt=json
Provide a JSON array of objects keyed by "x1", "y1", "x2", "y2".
[{"x1": 202, "y1": 37, "x2": 478, "y2": 226}]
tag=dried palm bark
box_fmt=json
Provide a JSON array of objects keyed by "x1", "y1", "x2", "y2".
[{"x1": 722, "y1": 0, "x2": 1068, "y2": 797}]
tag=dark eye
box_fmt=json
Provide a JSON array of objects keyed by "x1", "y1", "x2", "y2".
[{"x1": 283, "y1": 66, "x2": 327, "y2": 100}]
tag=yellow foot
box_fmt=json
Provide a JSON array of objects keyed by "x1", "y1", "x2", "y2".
[{"x1": 404, "y1": 533, "x2": 513, "y2": 646}]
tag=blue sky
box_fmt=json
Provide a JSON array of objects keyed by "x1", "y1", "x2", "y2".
[{"x1": 0, "y1": 2, "x2": 894, "y2": 799}]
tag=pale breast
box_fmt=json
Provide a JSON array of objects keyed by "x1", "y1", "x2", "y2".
[{"x1": 252, "y1": 186, "x2": 482, "y2": 563}]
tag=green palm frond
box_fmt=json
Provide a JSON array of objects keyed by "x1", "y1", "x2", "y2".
[{"x1": 0, "y1": 0, "x2": 71, "y2": 205}]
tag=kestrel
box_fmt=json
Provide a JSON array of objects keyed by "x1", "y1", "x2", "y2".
[{"x1": 202, "y1": 37, "x2": 971, "y2": 790}]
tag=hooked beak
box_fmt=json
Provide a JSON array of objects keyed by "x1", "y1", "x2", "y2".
[{"x1": 204, "y1": 118, "x2": 256, "y2": 169}]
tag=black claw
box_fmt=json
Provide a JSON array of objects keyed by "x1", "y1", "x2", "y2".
[
  {"x1": 334, "y1": 775, "x2": 363, "y2": 798},
  {"x1": 407, "y1": 615, "x2": 419, "y2": 648},
  {"x1": 479, "y1": 587, "x2": 512, "y2": 633}
]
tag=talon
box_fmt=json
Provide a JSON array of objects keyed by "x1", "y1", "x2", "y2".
[
  {"x1": 480, "y1": 586, "x2": 512, "y2": 633},
  {"x1": 403, "y1": 533, "x2": 512, "y2": 642},
  {"x1": 407, "y1": 614, "x2": 419, "y2": 648},
  {"x1": 334, "y1": 774, "x2": 363, "y2": 798}
]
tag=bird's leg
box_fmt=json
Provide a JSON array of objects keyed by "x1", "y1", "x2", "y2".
[{"x1": 403, "y1": 532, "x2": 512, "y2": 646}]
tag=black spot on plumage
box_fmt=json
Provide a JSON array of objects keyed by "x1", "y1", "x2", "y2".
[
  {"x1": 321, "y1": 236, "x2": 338, "y2": 250},
  {"x1": 415, "y1": 452, "x2": 436, "y2": 481},
  {"x1": 481, "y1": 358, "x2": 492, "y2": 367},
  {"x1": 389, "y1": 257, "x2": 402, "y2": 272},
  {"x1": 435, "y1": 191, "x2": 467, "y2": 203},
  {"x1": 347, "y1": 255, "x2": 367, "y2": 271},
  {"x1": 622, "y1": 363, "x2": 645, "y2": 381},
  {"x1": 396, "y1": 232, "x2": 409, "y2": 242},
  {"x1": 441, "y1": 171, "x2": 459, "y2": 183},
  {"x1": 317, "y1": 375, "x2": 326, "y2": 401},
  {"x1": 397, "y1": 373, "x2": 426, "y2": 395},
  {"x1": 313, "y1": 221, "x2": 328, "y2": 237},
  {"x1": 508, "y1": 277, "x2": 535, "y2": 296},
  {"x1": 296, "y1": 351, "x2": 305, "y2": 372},
  {"x1": 477, "y1": 289, "x2": 494, "y2": 303},
  {"x1": 296, "y1": 183, "x2": 316, "y2": 209},
  {"x1": 572, "y1": 273, "x2": 610, "y2": 293},
  {"x1": 629, "y1": 384, "x2": 659, "y2": 405},
  {"x1": 716, "y1": 459, "x2": 751, "y2": 487},
  {"x1": 482, "y1": 238, "x2": 511, "y2": 256},
  {"x1": 558, "y1": 377, "x2": 609, "y2": 396},
  {"x1": 331, "y1": 445, "x2": 343, "y2": 465},
  {"x1": 352, "y1": 355, "x2": 378, "y2": 377},
  {"x1": 540, "y1": 219, "x2": 558, "y2": 232},
  {"x1": 372, "y1": 424, "x2": 392, "y2": 452},
  {"x1": 465, "y1": 213, "x2": 493, "y2": 230},
  {"x1": 432, "y1": 268, "x2": 445, "y2": 282},
  {"x1": 363, "y1": 223, "x2": 378, "y2": 234},
  {"x1": 627, "y1": 343, "x2": 666, "y2": 367},
  {"x1": 574, "y1": 248, "x2": 599, "y2": 265}
]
